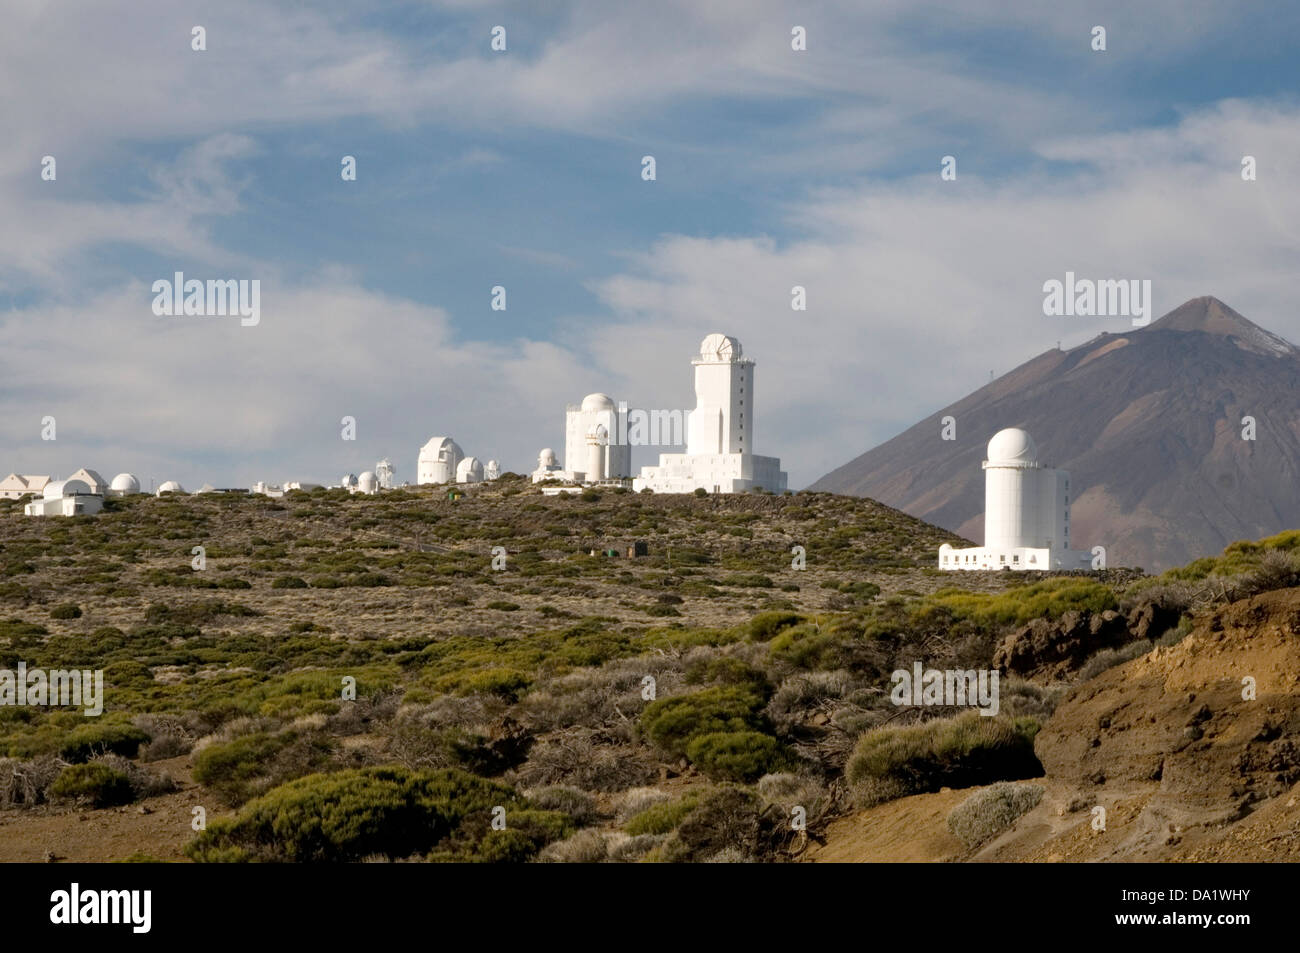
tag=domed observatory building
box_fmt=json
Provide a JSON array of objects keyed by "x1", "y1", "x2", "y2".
[
  {"x1": 563, "y1": 393, "x2": 631, "y2": 484},
  {"x1": 531, "y1": 448, "x2": 563, "y2": 483},
  {"x1": 109, "y1": 473, "x2": 141, "y2": 497},
  {"x1": 938, "y1": 428, "x2": 1096, "y2": 571},
  {"x1": 24, "y1": 478, "x2": 103, "y2": 517},
  {"x1": 456, "y1": 456, "x2": 484, "y2": 484},
  {"x1": 634, "y1": 334, "x2": 787, "y2": 494},
  {"x1": 417, "y1": 437, "x2": 464, "y2": 486}
]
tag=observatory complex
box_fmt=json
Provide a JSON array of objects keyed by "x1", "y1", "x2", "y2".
[
  {"x1": 632, "y1": 334, "x2": 787, "y2": 494},
  {"x1": 939, "y1": 428, "x2": 1096, "y2": 571},
  {"x1": 531, "y1": 393, "x2": 632, "y2": 484}
]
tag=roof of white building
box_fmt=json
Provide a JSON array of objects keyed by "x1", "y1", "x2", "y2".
[
  {"x1": 44, "y1": 478, "x2": 93, "y2": 500},
  {"x1": 987, "y1": 428, "x2": 1038, "y2": 465},
  {"x1": 580, "y1": 393, "x2": 615, "y2": 413}
]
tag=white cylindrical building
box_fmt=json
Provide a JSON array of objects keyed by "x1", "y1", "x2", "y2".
[
  {"x1": 982, "y1": 428, "x2": 1041, "y2": 550},
  {"x1": 586, "y1": 425, "x2": 606, "y2": 482}
]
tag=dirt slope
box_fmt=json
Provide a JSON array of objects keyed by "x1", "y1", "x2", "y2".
[{"x1": 807, "y1": 587, "x2": 1300, "y2": 862}]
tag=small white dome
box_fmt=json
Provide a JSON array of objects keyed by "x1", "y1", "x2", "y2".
[
  {"x1": 110, "y1": 473, "x2": 140, "y2": 493},
  {"x1": 156, "y1": 480, "x2": 185, "y2": 496},
  {"x1": 699, "y1": 333, "x2": 741, "y2": 362},
  {"x1": 456, "y1": 456, "x2": 484, "y2": 483},
  {"x1": 581, "y1": 393, "x2": 616, "y2": 413},
  {"x1": 341, "y1": 473, "x2": 357, "y2": 487},
  {"x1": 538, "y1": 448, "x2": 558, "y2": 467},
  {"x1": 986, "y1": 428, "x2": 1038, "y2": 464}
]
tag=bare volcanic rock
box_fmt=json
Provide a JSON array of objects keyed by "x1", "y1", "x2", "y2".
[
  {"x1": 1034, "y1": 589, "x2": 1300, "y2": 854},
  {"x1": 811, "y1": 297, "x2": 1300, "y2": 572},
  {"x1": 993, "y1": 609, "x2": 1130, "y2": 681}
]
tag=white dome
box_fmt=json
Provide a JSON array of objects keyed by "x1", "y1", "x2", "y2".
[
  {"x1": 357, "y1": 471, "x2": 378, "y2": 493},
  {"x1": 698, "y1": 333, "x2": 742, "y2": 363},
  {"x1": 110, "y1": 473, "x2": 140, "y2": 493},
  {"x1": 456, "y1": 456, "x2": 484, "y2": 483},
  {"x1": 586, "y1": 423, "x2": 608, "y2": 441},
  {"x1": 538, "y1": 448, "x2": 558, "y2": 467},
  {"x1": 341, "y1": 473, "x2": 357, "y2": 487},
  {"x1": 986, "y1": 428, "x2": 1038, "y2": 465},
  {"x1": 45, "y1": 478, "x2": 91, "y2": 500},
  {"x1": 581, "y1": 393, "x2": 616, "y2": 413},
  {"x1": 156, "y1": 480, "x2": 185, "y2": 496},
  {"x1": 420, "y1": 436, "x2": 461, "y2": 455}
]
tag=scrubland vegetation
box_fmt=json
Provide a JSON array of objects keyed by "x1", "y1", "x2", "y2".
[{"x1": 1, "y1": 478, "x2": 1295, "y2": 861}]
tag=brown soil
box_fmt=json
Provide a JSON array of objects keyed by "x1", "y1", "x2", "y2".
[{"x1": 806, "y1": 588, "x2": 1300, "y2": 862}]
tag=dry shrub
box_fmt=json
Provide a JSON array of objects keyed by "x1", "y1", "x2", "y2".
[
  {"x1": 91, "y1": 753, "x2": 178, "y2": 800},
  {"x1": 510, "y1": 729, "x2": 658, "y2": 792},
  {"x1": 536, "y1": 829, "x2": 617, "y2": 863},
  {"x1": 524, "y1": 784, "x2": 600, "y2": 826},
  {"x1": 947, "y1": 781, "x2": 1044, "y2": 848},
  {"x1": 615, "y1": 786, "x2": 672, "y2": 822},
  {"x1": 0, "y1": 755, "x2": 64, "y2": 808}
]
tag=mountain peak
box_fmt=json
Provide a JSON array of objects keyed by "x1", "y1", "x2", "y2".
[{"x1": 1146, "y1": 296, "x2": 1295, "y2": 356}]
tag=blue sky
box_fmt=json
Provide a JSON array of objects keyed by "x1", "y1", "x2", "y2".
[{"x1": 2, "y1": 0, "x2": 1299, "y2": 489}]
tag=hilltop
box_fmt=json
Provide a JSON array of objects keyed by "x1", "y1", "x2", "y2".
[{"x1": 1, "y1": 480, "x2": 1296, "y2": 864}]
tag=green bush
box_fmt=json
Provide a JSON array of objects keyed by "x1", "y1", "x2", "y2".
[
  {"x1": 685, "y1": 731, "x2": 790, "y2": 782},
  {"x1": 847, "y1": 712, "x2": 1042, "y2": 806},
  {"x1": 186, "y1": 766, "x2": 531, "y2": 862},
  {"x1": 50, "y1": 763, "x2": 134, "y2": 807},
  {"x1": 624, "y1": 792, "x2": 701, "y2": 835},
  {"x1": 271, "y1": 576, "x2": 309, "y2": 589},
  {"x1": 947, "y1": 781, "x2": 1045, "y2": 848},
  {"x1": 50, "y1": 604, "x2": 82, "y2": 620},
  {"x1": 747, "y1": 611, "x2": 802, "y2": 641},
  {"x1": 59, "y1": 723, "x2": 151, "y2": 763},
  {"x1": 192, "y1": 730, "x2": 333, "y2": 806},
  {"x1": 434, "y1": 668, "x2": 532, "y2": 701},
  {"x1": 640, "y1": 686, "x2": 769, "y2": 758}
]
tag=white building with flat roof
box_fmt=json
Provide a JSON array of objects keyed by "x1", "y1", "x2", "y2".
[
  {"x1": 939, "y1": 428, "x2": 1095, "y2": 571},
  {"x1": 633, "y1": 334, "x2": 787, "y2": 494}
]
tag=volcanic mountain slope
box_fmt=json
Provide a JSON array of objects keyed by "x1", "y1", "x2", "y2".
[{"x1": 811, "y1": 297, "x2": 1300, "y2": 571}]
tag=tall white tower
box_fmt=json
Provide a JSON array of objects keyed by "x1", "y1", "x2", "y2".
[
  {"x1": 983, "y1": 428, "x2": 1042, "y2": 550},
  {"x1": 686, "y1": 333, "x2": 753, "y2": 455}
]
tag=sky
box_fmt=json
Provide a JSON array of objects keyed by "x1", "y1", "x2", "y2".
[{"x1": 2, "y1": 0, "x2": 1299, "y2": 490}]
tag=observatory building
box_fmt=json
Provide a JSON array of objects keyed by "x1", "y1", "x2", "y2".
[
  {"x1": 530, "y1": 393, "x2": 632, "y2": 484},
  {"x1": 109, "y1": 473, "x2": 141, "y2": 497},
  {"x1": 456, "y1": 456, "x2": 484, "y2": 483},
  {"x1": 633, "y1": 334, "x2": 787, "y2": 494},
  {"x1": 0, "y1": 474, "x2": 51, "y2": 500},
  {"x1": 938, "y1": 428, "x2": 1095, "y2": 571},
  {"x1": 25, "y1": 478, "x2": 103, "y2": 517},
  {"x1": 418, "y1": 437, "x2": 463, "y2": 485}
]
